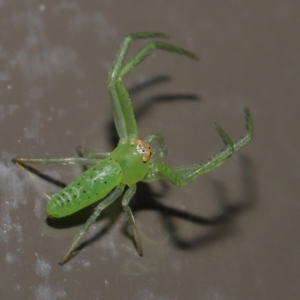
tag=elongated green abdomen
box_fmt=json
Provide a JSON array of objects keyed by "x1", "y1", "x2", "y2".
[{"x1": 47, "y1": 158, "x2": 123, "y2": 218}]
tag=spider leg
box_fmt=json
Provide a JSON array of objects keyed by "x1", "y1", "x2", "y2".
[
  {"x1": 59, "y1": 184, "x2": 125, "y2": 265},
  {"x1": 143, "y1": 108, "x2": 253, "y2": 186},
  {"x1": 76, "y1": 145, "x2": 110, "y2": 159},
  {"x1": 12, "y1": 157, "x2": 100, "y2": 166},
  {"x1": 12, "y1": 148, "x2": 110, "y2": 168},
  {"x1": 145, "y1": 133, "x2": 168, "y2": 158},
  {"x1": 109, "y1": 32, "x2": 169, "y2": 81},
  {"x1": 107, "y1": 32, "x2": 198, "y2": 143},
  {"x1": 118, "y1": 39, "x2": 198, "y2": 79},
  {"x1": 121, "y1": 185, "x2": 143, "y2": 255}
]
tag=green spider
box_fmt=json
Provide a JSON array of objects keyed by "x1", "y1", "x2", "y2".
[{"x1": 13, "y1": 32, "x2": 253, "y2": 265}]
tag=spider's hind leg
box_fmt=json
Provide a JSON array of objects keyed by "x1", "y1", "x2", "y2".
[
  {"x1": 121, "y1": 185, "x2": 143, "y2": 255},
  {"x1": 59, "y1": 184, "x2": 125, "y2": 265}
]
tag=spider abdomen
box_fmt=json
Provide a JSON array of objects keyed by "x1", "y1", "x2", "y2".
[{"x1": 47, "y1": 158, "x2": 123, "y2": 218}]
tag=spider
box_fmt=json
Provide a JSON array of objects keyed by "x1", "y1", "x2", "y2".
[{"x1": 13, "y1": 32, "x2": 253, "y2": 264}]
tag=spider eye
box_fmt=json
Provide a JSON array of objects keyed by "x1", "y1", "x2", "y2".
[{"x1": 130, "y1": 139, "x2": 152, "y2": 162}]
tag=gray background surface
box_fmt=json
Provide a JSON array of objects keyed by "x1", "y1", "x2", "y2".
[{"x1": 0, "y1": 1, "x2": 299, "y2": 299}]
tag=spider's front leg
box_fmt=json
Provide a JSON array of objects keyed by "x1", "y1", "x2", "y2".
[
  {"x1": 107, "y1": 32, "x2": 198, "y2": 144},
  {"x1": 145, "y1": 133, "x2": 168, "y2": 158},
  {"x1": 143, "y1": 108, "x2": 253, "y2": 186}
]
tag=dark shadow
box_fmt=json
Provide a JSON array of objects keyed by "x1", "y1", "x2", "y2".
[
  {"x1": 159, "y1": 155, "x2": 257, "y2": 249},
  {"x1": 106, "y1": 75, "x2": 200, "y2": 147},
  {"x1": 123, "y1": 154, "x2": 257, "y2": 251},
  {"x1": 128, "y1": 75, "x2": 170, "y2": 95},
  {"x1": 30, "y1": 151, "x2": 256, "y2": 260},
  {"x1": 12, "y1": 161, "x2": 66, "y2": 189},
  {"x1": 62, "y1": 154, "x2": 256, "y2": 261}
]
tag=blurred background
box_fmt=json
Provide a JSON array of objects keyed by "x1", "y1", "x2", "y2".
[{"x1": 0, "y1": 1, "x2": 299, "y2": 299}]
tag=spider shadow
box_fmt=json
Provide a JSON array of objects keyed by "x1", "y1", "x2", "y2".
[
  {"x1": 123, "y1": 154, "x2": 257, "y2": 252},
  {"x1": 71, "y1": 154, "x2": 257, "y2": 257},
  {"x1": 106, "y1": 75, "x2": 200, "y2": 147},
  {"x1": 24, "y1": 152, "x2": 257, "y2": 258}
]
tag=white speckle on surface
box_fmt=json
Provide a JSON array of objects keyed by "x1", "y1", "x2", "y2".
[
  {"x1": 104, "y1": 279, "x2": 109, "y2": 288},
  {"x1": 15, "y1": 45, "x2": 79, "y2": 79},
  {"x1": 0, "y1": 161, "x2": 27, "y2": 243},
  {"x1": 80, "y1": 259, "x2": 91, "y2": 268},
  {"x1": 53, "y1": 1, "x2": 80, "y2": 13},
  {"x1": 22, "y1": 109, "x2": 42, "y2": 140},
  {"x1": 34, "y1": 284, "x2": 66, "y2": 300},
  {"x1": 0, "y1": 7, "x2": 83, "y2": 129},
  {"x1": 49, "y1": 106, "x2": 67, "y2": 118},
  {"x1": 64, "y1": 129, "x2": 73, "y2": 136},
  {"x1": 0, "y1": 104, "x2": 19, "y2": 122},
  {"x1": 0, "y1": 71, "x2": 10, "y2": 83},
  {"x1": 33, "y1": 196, "x2": 43, "y2": 219},
  {"x1": 30, "y1": 168, "x2": 63, "y2": 218},
  {"x1": 16, "y1": 223, "x2": 23, "y2": 243},
  {"x1": 14, "y1": 284, "x2": 21, "y2": 292},
  {"x1": 205, "y1": 288, "x2": 226, "y2": 300},
  {"x1": 57, "y1": 108, "x2": 66, "y2": 118},
  {"x1": 35, "y1": 253, "x2": 52, "y2": 277},
  {"x1": 122, "y1": 256, "x2": 158, "y2": 276},
  {"x1": 62, "y1": 263, "x2": 73, "y2": 272},
  {"x1": 67, "y1": 11, "x2": 117, "y2": 42},
  {"x1": 131, "y1": 289, "x2": 169, "y2": 300},
  {"x1": 172, "y1": 259, "x2": 182, "y2": 271},
  {"x1": 27, "y1": 85, "x2": 45, "y2": 102},
  {"x1": 99, "y1": 225, "x2": 119, "y2": 258},
  {"x1": 5, "y1": 252, "x2": 17, "y2": 263}
]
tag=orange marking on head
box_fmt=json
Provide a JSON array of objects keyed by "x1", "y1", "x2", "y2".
[{"x1": 130, "y1": 139, "x2": 152, "y2": 162}]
